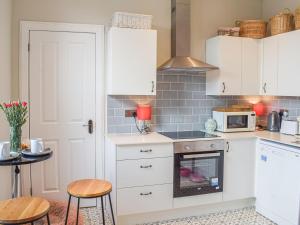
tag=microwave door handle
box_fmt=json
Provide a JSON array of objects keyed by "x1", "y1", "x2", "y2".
[{"x1": 183, "y1": 153, "x2": 221, "y2": 159}]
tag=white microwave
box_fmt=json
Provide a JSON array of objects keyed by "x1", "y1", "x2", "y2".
[{"x1": 213, "y1": 111, "x2": 256, "y2": 132}]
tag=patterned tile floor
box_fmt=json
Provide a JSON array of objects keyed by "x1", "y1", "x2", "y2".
[{"x1": 81, "y1": 207, "x2": 276, "y2": 225}]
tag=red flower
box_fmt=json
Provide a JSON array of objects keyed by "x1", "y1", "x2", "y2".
[
  {"x1": 13, "y1": 102, "x2": 19, "y2": 106},
  {"x1": 5, "y1": 103, "x2": 12, "y2": 108},
  {"x1": 22, "y1": 102, "x2": 27, "y2": 107}
]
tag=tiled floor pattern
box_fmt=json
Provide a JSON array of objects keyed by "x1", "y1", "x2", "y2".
[{"x1": 81, "y1": 207, "x2": 276, "y2": 225}]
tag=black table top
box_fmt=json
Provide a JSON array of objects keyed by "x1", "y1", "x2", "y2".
[{"x1": 0, "y1": 151, "x2": 53, "y2": 166}]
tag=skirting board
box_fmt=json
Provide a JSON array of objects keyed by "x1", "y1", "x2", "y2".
[{"x1": 117, "y1": 198, "x2": 255, "y2": 225}]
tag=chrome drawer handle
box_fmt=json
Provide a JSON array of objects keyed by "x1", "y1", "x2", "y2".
[
  {"x1": 151, "y1": 81, "x2": 155, "y2": 93},
  {"x1": 140, "y1": 149, "x2": 152, "y2": 153},
  {"x1": 263, "y1": 82, "x2": 267, "y2": 93},
  {"x1": 140, "y1": 165, "x2": 152, "y2": 169},
  {"x1": 140, "y1": 192, "x2": 152, "y2": 196},
  {"x1": 222, "y1": 82, "x2": 226, "y2": 93}
]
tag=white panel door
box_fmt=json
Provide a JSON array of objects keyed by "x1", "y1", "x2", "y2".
[
  {"x1": 277, "y1": 30, "x2": 300, "y2": 96},
  {"x1": 29, "y1": 31, "x2": 96, "y2": 202}
]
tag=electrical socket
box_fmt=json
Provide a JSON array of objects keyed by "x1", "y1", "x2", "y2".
[{"x1": 125, "y1": 109, "x2": 136, "y2": 117}]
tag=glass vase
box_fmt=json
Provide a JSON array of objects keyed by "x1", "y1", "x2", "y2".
[{"x1": 10, "y1": 126, "x2": 22, "y2": 153}]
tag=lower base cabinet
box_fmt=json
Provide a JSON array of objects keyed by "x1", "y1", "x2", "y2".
[
  {"x1": 256, "y1": 140, "x2": 300, "y2": 225},
  {"x1": 223, "y1": 139, "x2": 255, "y2": 201},
  {"x1": 117, "y1": 184, "x2": 173, "y2": 215}
]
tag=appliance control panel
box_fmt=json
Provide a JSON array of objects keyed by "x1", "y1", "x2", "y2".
[{"x1": 174, "y1": 139, "x2": 225, "y2": 153}]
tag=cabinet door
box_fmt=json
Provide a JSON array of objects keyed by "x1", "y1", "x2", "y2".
[
  {"x1": 241, "y1": 38, "x2": 261, "y2": 95},
  {"x1": 277, "y1": 30, "x2": 300, "y2": 96},
  {"x1": 270, "y1": 147, "x2": 300, "y2": 225},
  {"x1": 262, "y1": 36, "x2": 278, "y2": 95},
  {"x1": 107, "y1": 28, "x2": 157, "y2": 95},
  {"x1": 256, "y1": 143, "x2": 273, "y2": 211},
  {"x1": 223, "y1": 139, "x2": 255, "y2": 201},
  {"x1": 220, "y1": 37, "x2": 242, "y2": 95}
]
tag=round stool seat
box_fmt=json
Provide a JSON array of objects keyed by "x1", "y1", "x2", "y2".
[
  {"x1": 0, "y1": 197, "x2": 50, "y2": 224},
  {"x1": 67, "y1": 179, "x2": 112, "y2": 198}
]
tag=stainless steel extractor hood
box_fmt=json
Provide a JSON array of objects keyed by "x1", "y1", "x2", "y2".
[{"x1": 158, "y1": 0, "x2": 218, "y2": 72}]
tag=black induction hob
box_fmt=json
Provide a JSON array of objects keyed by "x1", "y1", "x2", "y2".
[{"x1": 158, "y1": 131, "x2": 219, "y2": 140}]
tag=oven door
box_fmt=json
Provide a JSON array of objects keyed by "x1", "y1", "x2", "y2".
[{"x1": 174, "y1": 151, "x2": 224, "y2": 198}]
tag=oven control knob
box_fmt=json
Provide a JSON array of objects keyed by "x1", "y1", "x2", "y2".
[
  {"x1": 184, "y1": 145, "x2": 191, "y2": 151},
  {"x1": 210, "y1": 144, "x2": 216, "y2": 149}
]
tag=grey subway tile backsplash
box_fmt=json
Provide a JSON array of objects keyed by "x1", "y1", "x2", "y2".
[{"x1": 107, "y1": 71, "x2": 300, "y2": 133}]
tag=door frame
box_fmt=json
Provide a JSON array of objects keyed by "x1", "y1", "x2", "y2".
[{"x1": 19, "y1": 21, "x2": 105, "y2": 195}]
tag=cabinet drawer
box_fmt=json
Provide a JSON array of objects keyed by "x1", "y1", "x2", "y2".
[
  {"x1": 117, "y1": 143, "x2": 173, "y2": 160},
  {"x1": 117, "y1": 157, "x2": 173, "y2": 188},
  {"x1": 117, "y1": 184, "x2": 173, "y2": 215}
]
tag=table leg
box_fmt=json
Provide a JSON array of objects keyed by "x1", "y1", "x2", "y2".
[{"x1": 11, "y1": 165, "x2": 21, "y2": 198}]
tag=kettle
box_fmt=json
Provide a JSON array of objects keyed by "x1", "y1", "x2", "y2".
[{"x1": 267, "y1": 111, "x2": 280, "y2": 132}]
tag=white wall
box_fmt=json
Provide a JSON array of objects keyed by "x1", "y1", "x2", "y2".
[
  {"x1": 262, "y1": 0, "x2": 299, "y2": 20},
  {"x1": 11, "y1": 0, "x2": 171, "y2": 99},
  {"x1": 0, "y1": 0, "x2": 12, "y2": 200},
  {"x1": 11, "y1": 0, "x2": 263, "y2": 98},
  {"x1": 191, "y1": 0, "x2": 262, "y2": 61}
]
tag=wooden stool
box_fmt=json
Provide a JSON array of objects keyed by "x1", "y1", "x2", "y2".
[
  {"x1": 65, "y1": 179, "x2": 115, "y2": 225},
  {"x1": 0, "y1": 197, "x2": 50, "y2": 225}
]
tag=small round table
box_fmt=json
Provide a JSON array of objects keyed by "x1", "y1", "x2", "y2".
[{"x1": 0, "y1": 151, "x2": 53, "y2": 198}]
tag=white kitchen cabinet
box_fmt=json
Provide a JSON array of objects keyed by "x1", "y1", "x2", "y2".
[
  {"x1": 277, "y1": 30, "x2": 300, "y2": 96},
  {"x1": 106, "y1": 27, "x2": 157, "y2": 95},
  {"x1": 117, "y1": 184, "x2": 173, "y2": 216},
  {"x1": 256, "y1": 140, "x2": 300, "y2": 225},
  {"x1": 105, "y1": 140, "x2": 173, "y2": 217},
  {"x1": 241, "y1": 38, "x2": 262, "y2": 95},
  {"x1": 206, "y1": 36, "x2": 242, "y2": 95},
  {"x1": 206, "y1": 36, "x2": 261, "y2": 95},
  {"x1": 223, "y1": 139, "x2": 255, "y2": 201},
  {"x1": 261, "y1": 36, "x2": 278, "y2": 96},
  {"x1": 117, "y1": 157, "x2": 173, "y2": 188}
]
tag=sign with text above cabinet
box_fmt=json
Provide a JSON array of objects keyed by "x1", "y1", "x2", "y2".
[{"x1": 106, "y1": 27, "x2": 157, "y2": 95}]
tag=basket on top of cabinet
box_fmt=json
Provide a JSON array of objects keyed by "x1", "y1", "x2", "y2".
[
  {"x1": 239, "y1": 20, "x2": 267, "y2": 39},
  {"x1": 295, "y1": 7, "x2": 300, "y2": 30},
  {"x1": 270, "y1": 9, "x2": 294, "y2": 36}
]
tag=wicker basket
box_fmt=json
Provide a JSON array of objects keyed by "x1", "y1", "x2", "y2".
[
  {"x1": 270, "y1": 9, "x2": 294, "y2": 35},
  {"x1": 239, "y1": 20, "x2": 267, "y2": 39},
  {"x1": 295, "y1": 7, "x2": 300, "y2": 30}
]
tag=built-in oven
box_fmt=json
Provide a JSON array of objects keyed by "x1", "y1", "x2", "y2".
[{"x1": 173, "y1": 140, "x2": 224, "y2": 198}]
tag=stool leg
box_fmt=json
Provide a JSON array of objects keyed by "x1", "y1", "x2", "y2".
[
  {"x1": 47, "y1": 213, "x2": 51, "y2": 225},
  {"x1": 108, "y1": 194, "x2": 116, "y2": 225},
  {"x1": 76, "y1": 198, "x2": 80, "y2": 225},
  {"x1": 101, "y1": 196, "x2": 105, "y2": 225},
  {"x1": 65, "y1": 195, "x2": 71, "y2": 225}
]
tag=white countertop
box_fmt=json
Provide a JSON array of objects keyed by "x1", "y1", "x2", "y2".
[
  {"x1": 106, "y1": 130, "x2": 300, "y2": 148},
  {"x1": 106, "y1": 132, "x2": 173, "y2": 145}
]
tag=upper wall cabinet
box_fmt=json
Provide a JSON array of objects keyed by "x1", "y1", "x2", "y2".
[
  {"x1": 277, "y1": 30, "x2": 300, "y2": 96},
  {"x1": 261, "y1": 36, "x2": 278, "y2": 96},
  {"x1": 106, "y1": 27, "x2": 157, "y2": 95},
  {"x1": 206, "y1": 36, "x2": 261, "y2": 96}
]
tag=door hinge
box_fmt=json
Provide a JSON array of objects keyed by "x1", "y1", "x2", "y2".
[{"x1": 28, "y1": 43, "x2": 30, "y2": 52}]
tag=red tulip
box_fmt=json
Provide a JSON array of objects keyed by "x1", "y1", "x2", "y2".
[
  {"x1": 13, "y1": 102, "x2": 19, "y2": 106},
  {"x1": 22, "y1": 102, "x2": 27, "y2": 107}
]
